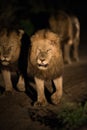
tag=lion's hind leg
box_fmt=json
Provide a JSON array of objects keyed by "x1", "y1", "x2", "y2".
[
  {"x1": 17, "y1": 75, "x2": 26, "y2": 92},
  {"x1": 73, "y1": 40, "x2": 79, "y2": 62},
  {"x1": 64, "y1": 42, "x2": 72, "y2": 64}
]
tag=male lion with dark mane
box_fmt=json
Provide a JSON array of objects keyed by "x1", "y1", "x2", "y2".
[
  {"x1": 0, "y1": 28, "x2": 26, "y2": 94},
  {"x1": 49, "y1": 10, "x2": 80, "y2": 64},
  {"x1": 27, "y1": 29, "x2": 64, "y2": 106}
]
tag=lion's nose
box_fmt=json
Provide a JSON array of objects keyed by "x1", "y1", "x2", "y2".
[
  {"x1": 1, "y1": 55, "x2": 10, "y2": 61},
  {"x1": 40, "y1": 57, "x2": 45, "y2": 62}
]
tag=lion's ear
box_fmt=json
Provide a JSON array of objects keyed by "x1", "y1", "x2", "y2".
[
  {"x1": 50, "y1": 37, "x2": 60, "y2": 45},
  {"x1": 30, "y1": 35, "x2": 35, "y2": 42},
  {"x1": 30, "y1": 34, "x2": 39, "y2": 42},
  {"x1": 18, "y1": 29, "x2": 24, "y2": 40}
]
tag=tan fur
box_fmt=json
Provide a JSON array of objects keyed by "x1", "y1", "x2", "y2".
[
  {"x1": 49, "y1": 11, "x2": 80, "y2": 64},
  {"x1": 27, "y1": 29, "x2": 64, "y2": 106},
  {"x1": 0, "y1": 29, "x2": 25, "y2": 94}
]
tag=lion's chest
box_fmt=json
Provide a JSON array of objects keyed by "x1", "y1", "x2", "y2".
[{"x1": 28, "y1": 61, "x2": 63, "y2": 80}]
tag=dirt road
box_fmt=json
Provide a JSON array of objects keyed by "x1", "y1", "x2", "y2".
[{"x1": 0, "y1": 41, "x2": 87, "y2": 130}]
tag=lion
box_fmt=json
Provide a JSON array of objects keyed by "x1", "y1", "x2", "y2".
[
  {"x1": 49, "y1": 10, "x2": 80, "y2": 64},
  {"x1": 27, "y1": 29, "x2": 64, "y2": 106},
  {"x1": 0, "y1": 28, "x2": 26, "y2": 94}
]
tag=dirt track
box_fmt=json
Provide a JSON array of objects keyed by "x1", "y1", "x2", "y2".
[{"x1": 0, "y1": 40, "x2": 87, "y2": 130}]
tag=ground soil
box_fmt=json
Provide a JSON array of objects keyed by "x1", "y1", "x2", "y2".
[{"x1": 0, "y1": 36, "x2": 87, "y2": 130}]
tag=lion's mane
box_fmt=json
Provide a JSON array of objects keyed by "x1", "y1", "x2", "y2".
[{"x1": 27, "y1": 29, "x2": 64, "y2": 80}]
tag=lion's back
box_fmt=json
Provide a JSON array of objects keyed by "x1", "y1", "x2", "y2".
[{"x1": 49, "y1": 10, "x2": 80, "y2": 45}]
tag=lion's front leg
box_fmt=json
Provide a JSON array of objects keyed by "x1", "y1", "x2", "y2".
[
  {"x1": 51, "y1": 76, "x2": 63, "y2": 105},
  {"x1": 1, "y1": 69, "x2": 13, "y2": 95},
  {"x1": 34, "y1": 77, "x2": 47, "y2": 106}
]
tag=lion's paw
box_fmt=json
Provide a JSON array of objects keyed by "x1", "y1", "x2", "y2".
[
  {"x1": 4, "y1": 90, "x2": 13, "y2": 96},
  {"x1": 34, "y1": 100, "x2": 48, "y2": 107},
  {"x1": 74, "y1": 57, "x2": 79, "y2": 62},
  {"x1": 64, "y1": 59, "x2": 72, "y2": 64},
  {"x1": 51, "y1": 92, "x2": 62, "y2": 105},
  {"x1": 17, "y1": 83, "x2": 26, "y2": 92}
]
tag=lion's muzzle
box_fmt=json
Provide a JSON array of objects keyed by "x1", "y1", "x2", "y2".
[
  {"x1": 0, "y1": 56, "x2": 11, "y2": 66},
  {"x1": 37, "y1": 58, "x2": 49, "y2": 70}
]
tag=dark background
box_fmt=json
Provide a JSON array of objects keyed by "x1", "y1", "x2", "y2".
[
  {"x1": 0, "y1": 0, "x2": 87, "y2": 39},
  {"x1": 0, "y1": 1, "x2": 87, "y2": 130}
]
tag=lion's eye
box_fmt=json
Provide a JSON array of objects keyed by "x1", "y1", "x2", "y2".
[
  {"x1": 37, "y1": 48, "x2": 41, "y2": 53},
  {"x1": 36, "y1": 49, "x2": 40, "y2": 55},
  {"x1": 9, "y1": 46, "x2": 14, "y2": 50},
  {"x1": 47, "y1": 49, "x2": 51, "y2": 52},
  {"x1": 38, "y1": 48, "x2": 41, "y2": 51}
]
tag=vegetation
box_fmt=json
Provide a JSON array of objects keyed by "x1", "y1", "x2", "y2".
[
  {"x1": 28, "y1": 101, "x2": 87, "y2": 130},
  {"x1": 56, "y1": 102, "x2": 87, "y2": 130}
]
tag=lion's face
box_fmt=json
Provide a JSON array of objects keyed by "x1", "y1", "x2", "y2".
[
  {"x1": 30, "y1": 39, "x2": 59, "y2": 71},
  {"x1": 0, "y1": 30, "x2": 24, "y2": 66}
]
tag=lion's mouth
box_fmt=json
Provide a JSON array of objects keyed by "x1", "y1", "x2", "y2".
[
  {"x1": 0, "y1": 60, "x2": 10, "y2": 66},
  {"x1": 37, "y1": 63, "x2": 48, "y2": 70}
]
